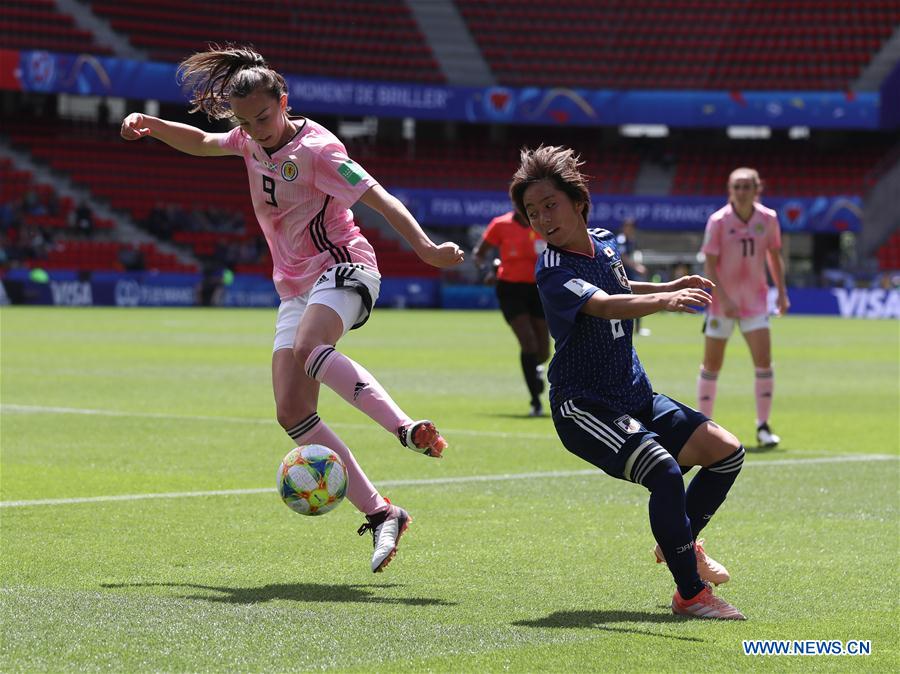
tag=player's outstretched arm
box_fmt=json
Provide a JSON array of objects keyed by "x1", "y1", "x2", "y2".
[
  {"x1": 120, "y1": 113, "x2": 233, "y2": 157},
  {"x1": 581, "y1": 286, "x2": 712, "y2": 320},
  {"x1": 629, "y1": 275, "x2": 714, "y2": 295},
  {"x1": 359, "y1": 185, "x2": 464, "y2": 268}
]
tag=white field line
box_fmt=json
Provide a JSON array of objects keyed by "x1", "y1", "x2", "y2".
[
  {"x1": 1, "y1": 455, "x2": 896, "y2": 509},
  {"x1": 0, "y1": 404, "x2": 552, "y2": 440}
]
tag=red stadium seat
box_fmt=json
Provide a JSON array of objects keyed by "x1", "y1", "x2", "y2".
[{"x1": 456, "y1": 0, "x2": 896, "y2": 90}]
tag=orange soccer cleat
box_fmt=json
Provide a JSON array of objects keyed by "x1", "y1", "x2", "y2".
[
  {"x1": 654, "y1": 538, "x2": 731, "y2": 585},
  {"x1": 399, "y1": 420, "x2": 447, "y2": 458},
  {"x1": 672, "y1": 583, "x2": 746, "y2": 620}
]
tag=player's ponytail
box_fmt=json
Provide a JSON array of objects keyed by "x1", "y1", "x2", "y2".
[{"x1": 178, "y1": 44, "x2": 288, "y2": 120}]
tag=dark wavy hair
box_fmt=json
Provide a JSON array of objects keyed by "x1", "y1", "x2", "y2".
[
  {"x1": 509, "y1": 145, "x2": 591, "y2": 223},
  {"x1": 177, "y1": 45, "x2": 288, "y2": 120}
]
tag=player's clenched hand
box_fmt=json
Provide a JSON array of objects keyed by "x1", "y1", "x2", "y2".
[
  {"x1": 120, "y1": 113, "x2": 151, "y2": 140},
  {"x1": 420, "y1": 241, "x2": 465, "y2": 268},
  {"x1": 662, "y1": 288, "x2": 712, "y2": 314},
  {"x1": 670, "y1": 274, "x2": 714, "y2": 292},
  {"x1": 775, "y1": 291, "x2": 790, "y2": 316}
]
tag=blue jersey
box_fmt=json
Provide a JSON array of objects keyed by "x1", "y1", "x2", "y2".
[{"x1": 535, "y1": 228, "x2": 653, "y2": 413}]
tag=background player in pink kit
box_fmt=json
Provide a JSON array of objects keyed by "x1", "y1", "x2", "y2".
[
  {"x1": 120, "y1": 46, "x2": 464, "y2": 573},
  {"x1": 697, "y1": 168, "x2": 790, "y2": 448}
]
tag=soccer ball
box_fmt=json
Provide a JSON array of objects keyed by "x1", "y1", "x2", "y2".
[{"x1": 277, "y1": 445, "x2": 347, "y2": 515}]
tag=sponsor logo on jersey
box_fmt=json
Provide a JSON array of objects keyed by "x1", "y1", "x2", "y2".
[
  {"x1": 614, "y1": 414, "x2": 641, "y2": 434},
  {"x1": 611, "y1": 260, "x2": 630, "y2": 289},
  {"x1": 281, "y1": 160, "x2": 298, "y2": 181},
  {"x1": 252, "y1": 153, "x2": 278, "y2": 172},
  {"x1": 338, "y1": 160, "x2": 365, "y2": 186},
  {"x1": 564, "y1": 278, "x2": 595, "y2": 296},
  {"x1": 603, "y1": 246, "x2": 615, "y2": 258}
]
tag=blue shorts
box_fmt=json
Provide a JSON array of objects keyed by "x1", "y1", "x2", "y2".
[{"x1": 551, "y1": 393, "x2": 708, "y2": 487}]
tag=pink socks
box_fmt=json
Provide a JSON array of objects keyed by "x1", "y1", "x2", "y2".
[
  {"x1": 754, "y1": 367, "x2": 774, "y2": 426},
  {"x1": 305, "y1": 345, "x2": 412, "y2": 436},
  {"x1": 697, "y1": 367, "x2": 719, "y2": 418},
  {"x1": 285, "y1": 413, "x2": 387, "y2": 515}
]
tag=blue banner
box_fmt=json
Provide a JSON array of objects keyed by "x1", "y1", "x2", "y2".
[
  {"x1": 0, "y1": 270, "x2": 439, "y2": 309},
  {"x1": 2, "y1": 271, "x2": 896, "y2": 317},
  {"x1": 773, "y1": 287, "x2": 899, "y2": 319},
  {"x1": 3, "y1": 49, "x2": 884, "y2": 130},
  {"x1": 443, "y1": 284, "x2": 900, "y2": 319},
  {"x1": 392, "y1": 190, "x2": 863, "y2": 232}
]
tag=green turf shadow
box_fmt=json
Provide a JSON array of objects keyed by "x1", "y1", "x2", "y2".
[
  {"x1": 513, "y1": 610, "x2": 706, "y2": 643},
  {"x1": 101, "y1": 582, "x2": 454, "y2": 606}
]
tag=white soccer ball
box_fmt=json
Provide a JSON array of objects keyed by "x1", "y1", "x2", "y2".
[{"x1": 276, "y1": 445, "x2": 347, "y2": 516}]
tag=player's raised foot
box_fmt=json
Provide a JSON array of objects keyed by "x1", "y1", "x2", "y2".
[
  {"x1": 654, "y1": 538, "x2": 730, "y2": 585},
  {"x1": 672, "y1": 583, "x2": 746, "y2": 620},
  {"x1": 398, "y1": 420, "x2": 447, "y2": 458},
  {"x1": 756, "y1": 422, "x2": 780, "y2": 448},
  {"x1": 357, "y1": 500, "x2": 411, "y2": 573}
]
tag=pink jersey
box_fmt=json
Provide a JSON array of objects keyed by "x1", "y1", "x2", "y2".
[
  {"x1": 701, "y1": 202, "x2": 782, "y2": 317},
  {"x1": 219, "y1": 118, "x2": 379, "y2": 299}
]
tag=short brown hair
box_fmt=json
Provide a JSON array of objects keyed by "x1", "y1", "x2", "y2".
[{"x1": 509, "y1": 145, "x2": 591, "y2": 223}]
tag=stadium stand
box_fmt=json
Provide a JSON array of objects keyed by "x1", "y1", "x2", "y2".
[
  {"x1": 3, "y1": 120, "x2": 439, "y2": 278},
  {"x1": 0, "y1": 156, "x2": 191, "y2": 272},
  {"x1": 876, "y1": 230, "x2": 900, "y2": 270},
  {"x1": 457, "y1": 0, "x2": 900, "y2": 89},
  {"x1": 1, "y1": 1, "x2": 897, "y2": 283},
  {"x1": 670, "y1": 142, "x2": 886, "y2": 196},
  {"x1": 88, "y1": 0, "x2": 444, "y2": 83},
  {"x1": 0, "y1": 0, "x2": 113, "y2": 54}
]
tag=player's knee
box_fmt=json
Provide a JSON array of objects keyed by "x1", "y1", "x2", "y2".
[
  {"x1": 291, "y1": 340, "x2": 319, "y2": 369},
  {"x1": 699, "y1": 364, "x2": 720, "y2": 377},
  {"x1": 275, "y1": 398, "x2": 316, "y2": 430},
  {"x1": 713, "y1": 426, "x2": 742, "y2": 458}
]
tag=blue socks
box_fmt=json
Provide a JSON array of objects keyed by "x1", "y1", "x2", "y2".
[
  {"x1": 685, "y1": 446, "x2": 745, "y2": 539},
  {"x1": 643, "y1": 457, "x2": 705, "y2": 600}
]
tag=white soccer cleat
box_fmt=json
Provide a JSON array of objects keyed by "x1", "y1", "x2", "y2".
[
  {"x1": 357, "y1": 501, "x2": 411, "y2": 573},
  {"x1": 672, "y1": 583, "x2": 746, "y2": 620},
  {"x1": 654, "y1": 538, "x2": 730, "y2": 585},
  {"x1": 756, "y1": 423, "x2": 780, "y2": 448}
]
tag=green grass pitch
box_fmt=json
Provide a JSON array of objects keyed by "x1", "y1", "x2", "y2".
[{"x1": 1, "y1": 306, "x2": 898, "y2": 672}]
